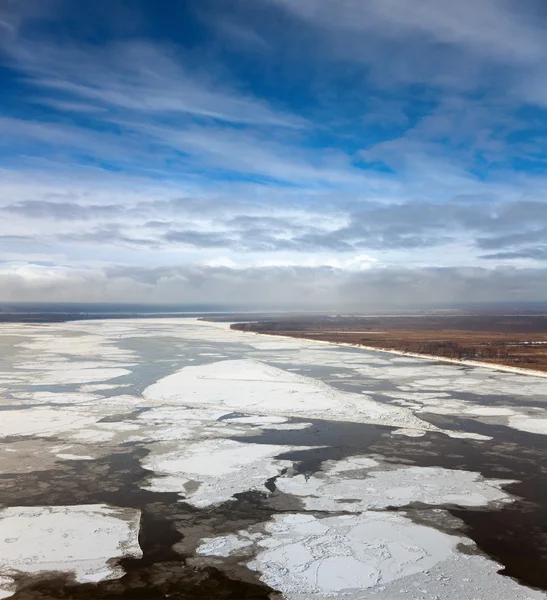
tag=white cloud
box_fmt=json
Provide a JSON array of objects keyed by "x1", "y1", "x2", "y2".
[
  {"x1": 268, "y1": 0, "x2": 547, "y2": 103},
  {"x1": 201, "y1": 254, "x2": 378, "y2": 270},
  {"x1": 6, "y1": 38, "x2": 306, "y2": 127},
  {"x1": 2, "y1": 164, "x2": 547, "y2": 272},
  {"x1": 124, "y1": 120, "x2": 371, "y2": 188},
  {"x1": 277, "y1": 0, "x2": 542, "y2": 62}
]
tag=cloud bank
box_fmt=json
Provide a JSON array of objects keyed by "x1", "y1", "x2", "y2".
[{"x1": 2, "y1": 263, "x2": 546, "y2": 309}]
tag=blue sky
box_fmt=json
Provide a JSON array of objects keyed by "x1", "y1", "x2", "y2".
[{"x1": 1, "y1": 0, "x2": 547, "y2": 307}]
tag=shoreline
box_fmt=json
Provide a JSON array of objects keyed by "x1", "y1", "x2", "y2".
[{"x1": 233, "y1": 327, "x2": 547, "y2": 380}]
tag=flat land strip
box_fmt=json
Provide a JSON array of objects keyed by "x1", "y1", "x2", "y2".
[{"x1": 232, "y1": 315, "x2": 547, "y2": 372}]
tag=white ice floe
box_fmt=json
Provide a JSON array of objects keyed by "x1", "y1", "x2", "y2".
[
  {"x1": 143, "y1": 359, "x2": 452, "y2": 434},
  {"x1": 198, "y1": 498, "x2": 543, "y2": 600},
  {"x1": 197, "y1": 534, "x2": 255, "y2": 557},
  {"x1": 261, "y1": 422, "x2": 313, "y2": 431},
  {"x1": 508, "y1": 415, "x2": 547, "y2": 435},
  {"x1": 406, "y1": 373, "x2": 547, "y2": 397},
  {"x1": 224, "y1": 416, "x2": 289, "y2": 425},
  {"x1": 446, "y1": 431, "x2": 493, "y2": 440},
  {"x1": 221, "y1": 415, "x2": 313, "y2": 430},
  {"x1": 0, "y1": 408, "x2": 99, "y2": 439},
  {"x1": 133, "y1": 406, "x2": 233, "y2": 443},
  {"x1": 391, "y1": 428, "x2": 427, "y2": 438},
  {"x1": 325, "y1": 455, "x2": 380, "y2": 472},
  {"x1": 0, "y1": 402, "x2": 147, "y2": 448},
  {"x1": 16, "y1": 328, "x2": 137, "y2": 362},
  {"x1": 142, "y1": 438, "x2": 310, "y2": 507},
  {"x1": 276, "y1": 458, "x2": 515, "y2": 513},
  {"x1": 3, "y1": 323, "x2": 138, "y2": 392},
  {"x1": 362, "y1": 551, "x2": 547, "y2": 600},
  {"x1": 253, "y1": 513, "x2": 458, "y2": 594},
  {"x1": 9, "y1": 391, "x2": 102, "y2": 405},
  {"x1": 200, "y1": 510, "x2": 543, "y2": 600},
  {"x1": 466, "y1": 407, "x2": 517, "y2": 416},
  {"x1": 201, "y1": 512, "x2": 459, "y2": 596},
  {"x1": 56, "y1": 453, "x2": 95, "y2": 461},
  {"x1": 0, "y1": 504, "x2": 142, "y2": 598},
  {"x1": 382, "y1": 389, "x2": 547, "y2": 436},
  {"x1": 133, "y1": 405, "x2": 318, "y2": 505}
]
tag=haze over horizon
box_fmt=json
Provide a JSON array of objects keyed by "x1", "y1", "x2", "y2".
[{"x1": 2, "y1": 0, "x2": 547, "y2": 309}]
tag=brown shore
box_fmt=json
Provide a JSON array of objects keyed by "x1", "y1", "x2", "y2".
[{"x1": 231, "y1": 315, "x2": 547, "y2": 373}]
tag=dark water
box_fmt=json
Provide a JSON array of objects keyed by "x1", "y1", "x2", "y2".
[
  {"x1": 229, "y1": 414, "x2": 547, "y2": 590},
  {"x1": 1, "y1": 444, "x2": 281, "y2": 599},
  {"x1": 2, "y1": 414, "x2": 546, "y2": 598}
]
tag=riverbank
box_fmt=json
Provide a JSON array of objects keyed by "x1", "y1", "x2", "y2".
[{"x1": 232, "y1": 326, "x2": 547, "y2": 379}]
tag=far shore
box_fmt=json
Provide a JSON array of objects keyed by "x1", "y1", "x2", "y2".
[{"x1": 233, "y1": 327, "x2": 547, "y2": 379}]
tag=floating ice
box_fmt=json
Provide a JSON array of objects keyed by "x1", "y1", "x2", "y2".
[
  {"x1": 200, "y1": 510, "x2": 544, "y2": 600},
  {"x1": 142, "y1": 438, "x2": 312, "y2": 506},
  {"x1": 508, "y1": 415, "x2": 547, "y2": 435},
  {"x1": 0, "y1": 504, "x2": 142, "y2": 598},
  {"x1": 143, "y1": 359, "x2": 443, "y2": 433},
  {"x1": 203, "y1": 512, "x2": 459, "y2": 596},
  {"x1": 276, "y1": 458, "x2": 515, "y2": 513},
  {"x1": 197, "y1": 534, "x2": 255, "y2": 557},
  {"x1": 0, "y1": 408, "x2": 99, "y2": 439}
]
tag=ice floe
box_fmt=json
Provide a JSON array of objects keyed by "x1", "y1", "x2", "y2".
[
  {"x1": 0, "y1": 408, "x2": 99, "y2": 439},
  {"x1": 197, "y1": 533, "x2": 255, "y2": 557},
  {"x1": 198, "y1": 510, "x2": 544, "y2": 600},
  {"x1": 55, "y1": 453, "x2": 95, "y2": 461},
  {"x1": 391, "y1": 428, "x2": 427, "y2": 438},
  {"x1": 247, "y1": 512, "x2": 458, "y2": 595},
  {"x1": 0, "y1": 504, "x2": 142, "y2": 598},
  {"x1": 195, "y1": 451, "x2": 534, "y2": 600},
  {"x1": 508, "y1": 415, "x2": 547, "y2": 435},
  {"x1": 381, "y1": 389, "x2": 547, "y2": 436},
  {"x1": 143, "y1": 359, "x2": 451, "y2": 434},
  {"x1": 142, "y1": 438, "x2": 312, "y2": 506},
  {"x1": 9, "y1": 391, "x2": 103, "y2": 405},
  {"x1": 276, "y1": 457, "x2": 515, "y2": 513}
]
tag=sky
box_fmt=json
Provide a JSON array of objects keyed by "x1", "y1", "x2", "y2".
[{"x1": 1, "y1": 0, "x2": 547, "y2": 309}]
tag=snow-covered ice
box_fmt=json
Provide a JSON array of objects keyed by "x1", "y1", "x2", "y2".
[
  {"x1": 142, "y1": 438, "x2": 313, "y2": 506},
  {"x1": 276, "y1": 456, "x2": 515, "y2": 512},
  {"x1": 0, "y1": 504, "x2": 142, "y2": 598},
  {"x1": 381, "y1": 388, "x2": 547, "y2": 436},
  {"x1": 199, "y1": 510, "x2": 547, "y2": 600},
  {"x1": 55, "y1": 453, "x2": 95, "y2": 461},
  {"x1": 508, "y1": 415, "x2": 547, "y2": 435},
  {"x1": 143, "y1": 358, "x2": 468, "y2": 436},
  {"x1": 198, "y1": 508, "x2": 544, "y2": 600},
  {"x1": 0, "y1": 408, "x2": 100, "y2": 439},
  {"x1": 247, "y1": 512, "x2": 458, "y2": 595}
]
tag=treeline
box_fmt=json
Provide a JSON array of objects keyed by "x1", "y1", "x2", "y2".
[
  {"x1": 232, "y1": 315, "x2": 547, "y2": 334},
  {"x1": 376, "y1": 341, "x2": 538, "y2": 364}
]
